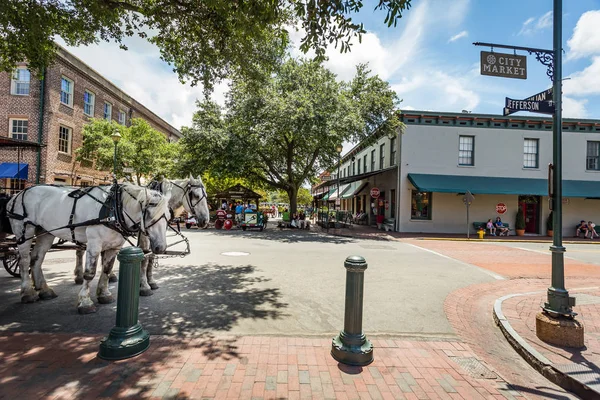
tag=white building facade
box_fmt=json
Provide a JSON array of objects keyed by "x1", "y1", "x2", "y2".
[{"x1": 312, "y1": 110, "x2": 600, "y2": 237}]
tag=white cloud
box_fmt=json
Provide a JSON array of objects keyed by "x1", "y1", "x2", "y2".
[
  {"x1": 567, "y1": 10, "x2": 600, "y2": 59},
  {"x1": 518, "y1": 11, "x2": 552, "y2": 35},
  {"x1": 57, "y1": 36, "x2": 227, "y2": 130},
  {"x1": 448, "y1": 31, "x2": 468, "y2": 43},
  {"x1": 564, "y1": 56, "x2": 600, "y2": 96},
  {"x1": 563, "y1": 96, "x2": 588, "y2": 118}
]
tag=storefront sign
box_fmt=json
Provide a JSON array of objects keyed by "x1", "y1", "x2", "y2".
[
  {"x1": 480, "y1": 51, "x2": 527, "y2": 80},
  {"x1": 496, "y1": 203, "x2": 507, "y2": 214},
  {"x1": 504, "y1": 88, "x2": 554, "y2": 116},
  {"x1": 378, "y1": 200, "x2": 383, "y2": 207},
  {"x1": 370, "y1": 187, "x2": 380, "y2": 198}
]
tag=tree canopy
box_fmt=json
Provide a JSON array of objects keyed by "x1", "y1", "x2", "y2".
[
  {"x1": 76, "y1": 118, "x2": 176, "y2": 184},
  {"x1": 0, "y1": 0, "x2": 412, "y2": 91},
  {"x1": 178, "y1": 59, "x2": 401, "y2": 213}
]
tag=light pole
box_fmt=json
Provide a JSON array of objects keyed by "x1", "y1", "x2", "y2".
[
  {"x1": 111, "y1": 129, "x2": 121, "y2": 183},
  {"x1": 336, "y1": 145, "x2": 343, "y2": 220}
]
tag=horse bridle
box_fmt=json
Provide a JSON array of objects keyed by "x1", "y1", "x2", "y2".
[
  {"x1": 117, "y1": 186, "x2": 168, "y2": 237},
  {"x1": 151, "y1": 179, "x2": 207, "y2": 216}
]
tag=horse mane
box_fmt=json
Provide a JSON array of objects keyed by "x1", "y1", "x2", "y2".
[{"x1": 121, "y1": 183, "x2": 169, "y2": 220}]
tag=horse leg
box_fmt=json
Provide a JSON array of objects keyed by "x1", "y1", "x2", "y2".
[
  {"x1": 30, "y1": 234, "x2": 57, "y2": 300},
  {"x1": 18, "y1": 226, "x2": 37, "y2": 303},
  {"x1": 108, "y1": 271, "x2": 118, "y2": 283},
  {"x1": 139, "y1": 235, "x2": 153, "y2": 297},
  {"x1": 74, "y1": 248, "x2": 84, "y2": 285},
  {"x1": 147, "y1": 254, "x2": 159, "y2": 290},
  {"x1": 96, "y1": 249, "x2": 118, "y2": 304},
  {"x1": 78, "y1": 245, "x2": 101, "y2": 314}
]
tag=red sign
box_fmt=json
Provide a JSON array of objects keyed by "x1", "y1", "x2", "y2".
[
  {"x1": 370, "y1": 187, "x2": 380, "y2": 198},
  {"x1": 496, "y1": 203, "x2": 507, "y2": 214}
]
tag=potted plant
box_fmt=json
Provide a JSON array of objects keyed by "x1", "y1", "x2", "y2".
[
  {"x1": 546, "y1": 211, "x2": 553, "y2": 237},
  {"x1": 515, "y1": 208, "x2": 526, "y2": 236}
]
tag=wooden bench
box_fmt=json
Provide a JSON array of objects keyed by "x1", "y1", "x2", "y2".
[
  {"x1": 382, "y1": 218, "x2": 395, "y2": 232},
  {"x1": 473, "y1": 222, "x2": 511, "y2": 236}
]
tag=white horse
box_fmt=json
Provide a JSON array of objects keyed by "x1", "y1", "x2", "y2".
[
  {"x1": 7, "y1": 183, "x2": 170, "y2": 314},
  {"x1": 137, "y1": 175, "x2": 210, "y2": 296}
]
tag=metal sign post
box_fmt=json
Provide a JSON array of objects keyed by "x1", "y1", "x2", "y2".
[{"x1": 463, "y1": 191, "x2": 474, "y2": 239}]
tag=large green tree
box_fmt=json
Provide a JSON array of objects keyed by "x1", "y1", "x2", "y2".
[
  {"x1": 179, "y1": 59, "x2": 401, "y2": 214},
  {"x1": 77, "y1": 118, "x2": 176, "y2": 184},
  {"x1": 0, "y1": 0, "x2": 412, "y2": 91}
]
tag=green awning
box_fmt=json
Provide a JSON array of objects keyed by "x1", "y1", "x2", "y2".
[
  {"x1": 329, "y1": 184, "x2": 351, "y2": 201},
  {"x1": 322, "y1": 187, "x2": 337, "y2": 201},
  {"x1": 341, "y1": 180, "x2": 368, "y2": 199},
  {"x1": 408, "y1": 173, "x2": 600, "y2": 198}
]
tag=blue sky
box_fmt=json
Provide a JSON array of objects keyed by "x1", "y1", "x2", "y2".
[{"x1": 60, "y1": 0, "x2": 600, "y2": 129}]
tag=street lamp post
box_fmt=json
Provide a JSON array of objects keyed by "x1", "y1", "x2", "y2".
[
  {"x1": 336, "y1": 145, "x2": 343, "y2": 221},
  {"x1": 111, "y1": 129, "x2": 121, "y2": 182}
]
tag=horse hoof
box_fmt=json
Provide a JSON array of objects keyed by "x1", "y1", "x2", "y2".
[
  {"x1": 78, "y1": 305, "x2": 97, "y2": 315},
  {"x1": 97, "y1": 295, "x2": 114, "y2": 304},
  {"x1": 38, "y1": 289, "x2": 58, "y2": 300},
  {"x1": 74, "y1": 277, "x2": 84, "y2": 285},
  {"x1": 149, "y1": 283, "x2": 159, "y2": 290},
  {"x1": 140, "y1": 288, "x2": 154, "y2": 297},
  {"x1": 108, "y1": 274, "x2": 118, "y2": 283},
  {"x1": 21, "y1": 294, "x2": 39, "y2": 303}
]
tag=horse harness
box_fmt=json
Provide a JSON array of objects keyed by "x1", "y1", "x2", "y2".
[
  {"x1": 148, "y1": 179, "x2": 207, "y2": 216},
  {"x1": 6, "y1": 183, "x2": 166, "y2": 246}
]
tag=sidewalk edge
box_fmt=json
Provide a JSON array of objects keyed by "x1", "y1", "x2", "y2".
[{"x1": 493, "y1": 294, "x2": 598, "y2": 399}]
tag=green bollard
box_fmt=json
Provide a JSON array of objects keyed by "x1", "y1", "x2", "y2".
[
  {"x1": 331, "y1": 255, "x2": 373, "y2": 366},
  {"x1": 98, "y1": 246, "x2": 150, "y2": 360}
]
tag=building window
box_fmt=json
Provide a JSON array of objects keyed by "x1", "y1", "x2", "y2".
[
  {"x1": 458, "y1": 135, "x2": 474, "y2": 166},
  {"x1": 80, "y1": 181, "x2": 91, "y2": 187},
  {"x1": 391, "y1": 189, "x2": 396, "y2": 218},
  {"x1": 390, "y1": 137, "x2": 397, "y2": 166},
  {"x1": 587, "y1": 141, "x2": 600, "y2": 171},
  {"x1": 9, "y1": 118, "x2": 28, "y2": 141},
  {"x1": 352, "y1": 162, "x2": 355, "y2": 176},
  {"x1": 11, "y1": 67, "x2": 30, "y2": 95},
  {"x1": 347, "y1": 165, "x2": 350, "y2": 177},
  {"x1": 523, "y1": 138, "x2": 539, "y2": 168},
  {"x1": 84, "y1": 90, "x2": 95, "y2": 116},
  {"x1": 379, "y1": 144, "x2": 385, "y2": 169},
  {"x1": 60, "y1": 76, "x2": 74, "y2": 107},
  {"x1": 357, "y1": 159, "x2": 361, "y2": 174},
  {"x1": 104, "y1": 103, "x2": 112, "y2": 120},
  {"x1": 58, "y1": 126, "x2": 72, "y2": 154},
  {"x1": 363, "y1": 154, "x2": 367, "y2": 173},
  {"x1": 370, "y1": 149, "x2": 375, "y2": 171},
  {"x1": 118, "y1": 110, "x2": 126, "y2": 125},
  {"x1": 411, "y1": 191, "x2": 432, "y2": 220},
  {"x1": 54, "y1": 178, "x2": 67, "y2": 185},
  {"x1": 9, "y1": 178, "x2": 25, "y2": 194}
]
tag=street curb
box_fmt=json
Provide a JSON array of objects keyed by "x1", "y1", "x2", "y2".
[
  {"x1": 493, "y1": 293, "x2": 598, "y2": 399},
  {"x1": 421, "y1": 237, "x2": 600, "y2": 245}
]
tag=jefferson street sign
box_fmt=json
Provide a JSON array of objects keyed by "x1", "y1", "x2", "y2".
[
  {"x1": 504, "y1": 88, "x2": 554, "y2": 116},
  {"x1": 480, "y1": 51, "x2": 527, "y2": 79}
]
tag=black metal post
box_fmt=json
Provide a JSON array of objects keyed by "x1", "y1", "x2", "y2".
[{"x1": 331, "y1": 255, "x2": 373, "y2": 366}]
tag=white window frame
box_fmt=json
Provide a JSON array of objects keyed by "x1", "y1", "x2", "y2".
[
  {"x1": 104, "y1": 102, "x2": 112, "y2": 121},
  {"x1": 523, "y1": 138, "x2": 539, "y2": 169},
  {"x1": 84, "y1": 90, "x2": 95, "y2": 116},
  {"x1": 118, "y1": 110, "x2": 126, "y2": 125},
  {"x1": 11, "y1": 67, "x2": 30, "y2": 96},
  {"x1": 60, "y1": 76, "x2": 74, "y2": 107},
  {"x1": 9, "y1": 118, "x2": 28, "y2": 141},
  {"x1": 458, "y1": 135, "x2": 475, "y2": 166},
  {"x1": 58, "y1": 125, "x2": 72, "y2": 155}
]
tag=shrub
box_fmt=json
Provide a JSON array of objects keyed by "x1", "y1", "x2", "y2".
[
  {"x1": 515, "y1": 208, "x2": 526, "y2": 230},
  {"x1": 546, "y1": 211, "x2": 553, "y2": 231}
]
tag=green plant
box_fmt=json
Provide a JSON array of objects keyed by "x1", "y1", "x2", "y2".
[
  {"x1": 546, "y1": 211, "x2": 553, "y2": 231},
  {"x1": 515, "y1": 209, "x2": 526, "y2": 230}
]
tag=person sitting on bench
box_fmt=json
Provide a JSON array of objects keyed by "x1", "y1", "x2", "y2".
[
  {"x1": 486, "y1": 219, "x2": 497, "y2": 236},
  {"x1": 576, "y1": 220, "x2": 588, "y2": 238},
  {"x1": 587, "y1": 221, "x2": 598, "y2": 239},
  {"x1": 495, "y1": 217, "x2": 509, "y2": 236}
]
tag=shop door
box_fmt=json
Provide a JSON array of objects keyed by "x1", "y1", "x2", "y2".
[{"x1": 519, "y1": 196, "x2": 540, "y2": 233}]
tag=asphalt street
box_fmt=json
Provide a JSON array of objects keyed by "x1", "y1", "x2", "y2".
[{"x1": 0, "y1": 228, "x2": 496, "y2": 337}]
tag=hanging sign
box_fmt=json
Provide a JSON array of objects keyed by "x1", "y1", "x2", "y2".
[
  {"x1": 504, "y1": 88, "x2": 554, "y2": 116},
  {"x1": 496, "y1": 203, "x2": 507, "y2": 214},
  {"x1": 480, "y1": 51, "x2": 527, "y2": 79},
  {"x1": 370, "y1": 187, "x2": 380, "y2": 198}
]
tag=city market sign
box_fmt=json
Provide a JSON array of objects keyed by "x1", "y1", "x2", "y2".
[
  {"x1": 480, "y1": 51, "x2": 527, "y2": 80},
  {"x1": 370, "y1": 187, "x2": 380, "y2": 199}
]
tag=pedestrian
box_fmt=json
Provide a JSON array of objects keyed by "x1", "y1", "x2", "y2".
[{"x1": 576, "y1": 220, "x2": 588, "y2": 238}]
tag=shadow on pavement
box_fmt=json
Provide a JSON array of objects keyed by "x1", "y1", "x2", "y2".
[
  {"x1": 0, "y1": 263, "x2": 287, "y2": 337},
  {"x1": 206, "y1": 226, "x2": 356, "y2": 244}
]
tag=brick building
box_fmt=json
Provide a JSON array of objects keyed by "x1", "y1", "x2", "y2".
[{"x1": 0, "y1": 45, "x2": 181, "y2": 193}]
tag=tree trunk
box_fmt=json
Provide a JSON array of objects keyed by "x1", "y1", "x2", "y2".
[
  {"x1": 136, "y1": 174, "x2": 141, "y2": 185},
  {"x1": 287, "y1": 186, "x2": 298, "y2": 215}
]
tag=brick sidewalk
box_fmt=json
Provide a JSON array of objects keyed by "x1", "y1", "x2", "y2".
[{"x1": 0, "y1": 333, "x2": 529, "y2": 399}]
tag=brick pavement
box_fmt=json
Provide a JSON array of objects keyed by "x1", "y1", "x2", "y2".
[{"x1": 0, "y1": 332, "x2": 533, "y2": 400}]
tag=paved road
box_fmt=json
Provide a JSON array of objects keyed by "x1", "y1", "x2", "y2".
[
  {"x1": 491, "y1": 240, "x2": 600, "y2": 265},
  {"x1": 0, "y1": 229, "x2": 495, "y2": 337}
]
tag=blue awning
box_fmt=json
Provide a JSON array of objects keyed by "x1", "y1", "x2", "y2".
[
  {"x1": 408, "y1": 173, "x2": 600, "y2": 198},
  {"x1": 0, "y1": 163, "x2": 28, "y2": 179}
]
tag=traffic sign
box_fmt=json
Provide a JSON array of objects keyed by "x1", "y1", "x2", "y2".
[
  {"x1": 370, "y1": 187, "x2": 380, "y2": 198},
  {"x1": 462, "y1": 191, "x2": 474, "y2": 206},
  {"x1": 496, "y1": 203, "x2": 507, "y2": 214}
]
